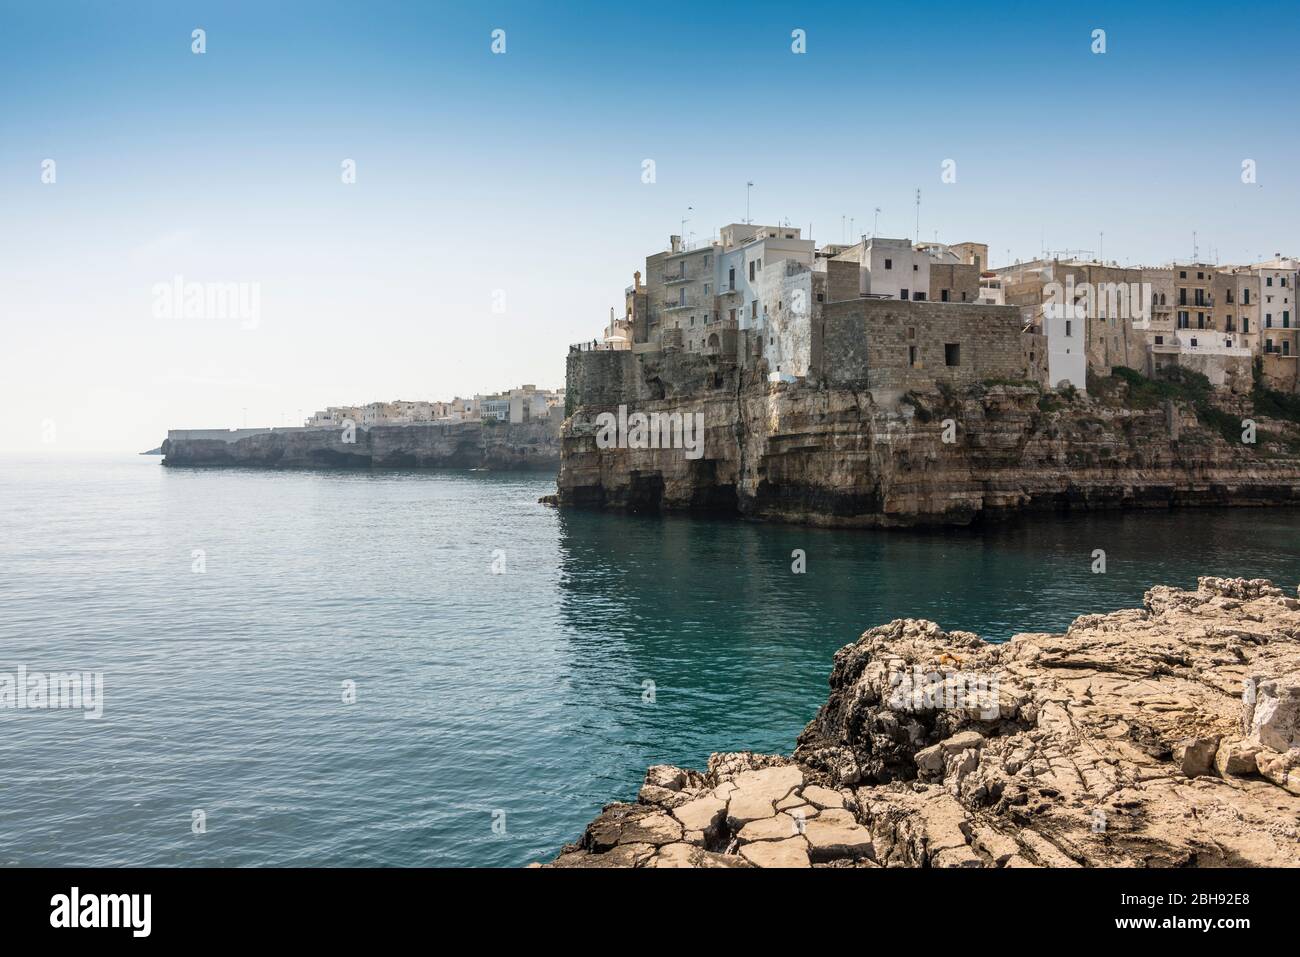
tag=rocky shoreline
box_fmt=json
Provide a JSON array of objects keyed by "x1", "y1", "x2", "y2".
[{"x1": 543, "y1": 577, "x2": 1300, "y2": 867}]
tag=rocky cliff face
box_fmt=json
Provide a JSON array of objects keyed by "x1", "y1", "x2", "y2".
[
  {"x1": 543, "y1": 577, "x2": 1300, "y2": 868},
  {"x1": 558, "y1": 376, "x2": 1300, "y2": 526},
  {"x1": 162, "y1": 420, "x2": 560, "y2": 471}
]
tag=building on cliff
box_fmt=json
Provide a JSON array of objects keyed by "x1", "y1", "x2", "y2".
[
  {"x1": 578, "y1": 224, "x2": 1300, "y2": 401},
  {"x1": 581, "y1": 222, "x2": 1022, "y2": 393}
]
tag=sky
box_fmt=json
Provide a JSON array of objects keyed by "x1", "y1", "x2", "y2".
[{"x1": 2, "y1": 1, "x2": 1298, "y2": 451}]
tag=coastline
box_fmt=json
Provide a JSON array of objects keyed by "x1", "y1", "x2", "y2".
[
  {"x1": 543, "y1": 577, "x2": 1300, "y2": 868},
  {"x1": 160, "y1": 419, "x2": 561, "y2": 472}
]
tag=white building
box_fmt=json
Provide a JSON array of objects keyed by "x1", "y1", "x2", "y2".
[
  {"x1": 1043, "y1": 303, "x2": 1087, "y2": 392},
  {"x1": 713, "y1": 224, "x2": 815, "y2": 333},
  {"x1": 832, "y1": 236, "x2": 931, "y2": 301}
]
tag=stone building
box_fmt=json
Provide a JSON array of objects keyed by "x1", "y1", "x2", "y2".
[
  {"x1": 815, "y1": 260, "x2": 1037, "y2": 393},
  {"x1": 994, "y1": 258, "x2": 1149, "y2": 374}
]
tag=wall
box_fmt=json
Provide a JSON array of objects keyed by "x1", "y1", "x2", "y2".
[
  {"x1": 815, "y1": 298, "x2": 1030, "y2": 390},
  {"x1": 928, "y1": 262, "x2": 980, "y2": 303}
]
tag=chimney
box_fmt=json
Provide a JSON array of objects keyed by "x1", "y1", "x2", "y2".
[
  {"x1": 633, "y1": 270, "x2": 642, "y2": 293},
  {"x1": 670, "y1": 235, "x2": 682, "y2": 253}
]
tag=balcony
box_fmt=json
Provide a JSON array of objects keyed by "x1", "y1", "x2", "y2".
[
  {"x1": 662, "y1": 273, "x2": 692, "y2": 285},
  {"x1": 662, "y1": 299, "x2": 699, "y2": 312}
]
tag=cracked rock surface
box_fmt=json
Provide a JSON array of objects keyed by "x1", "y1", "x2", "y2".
[{"x1": 541, "y1": 577, "x2": 1300, "y2": 868}]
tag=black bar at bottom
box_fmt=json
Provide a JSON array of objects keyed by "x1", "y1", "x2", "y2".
[{"x1": 0, "y1": 866, "x2": 1283, "y2": 943}]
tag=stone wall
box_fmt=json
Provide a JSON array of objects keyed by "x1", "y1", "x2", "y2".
[
  {"x1": 815, "y1": 298, "x2": 1031, "y2": 390},
  {"x1": 826, "y1": 259, "x2": 859, "y2": 304},
  {"x1": 1261, "y1": 354, "x2": 1300, "y2": 393},
  {"x1": 1151, "y1": 350, "x2": 1253, "y2": 394},
  {"x1": 928, "y1": 262, "x2": 980, "y2": 303}
]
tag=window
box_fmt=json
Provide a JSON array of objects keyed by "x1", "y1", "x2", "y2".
[
  {"x1": 961, "y1": 291, "x2": 968, "y2": 301},
  {"x1": 1243, "y1": 317, "x2": 1250, "y2": 332},
  {"x1": 816, "y1": 293, "x2": 824, "y2": 302},
  {"x1": 1197, "y1": 272, "x2": 1203, "y2": 280},
  {"x1": 728, "y1": 266, "x2": 735, "y2": 289},
  {"x1": 1266, "y1": 314, "x2": 1273, "y2": 328},
  {"x1": 914, "y1": 292, "x2": 925, "y2": 301},
  {"x1": 913, "y1": 263, "x2": 919, "y2": 271},
  {"x1": 1226, "y1": 339, "x2": 1234, "y2": 348},
  {"x1": 900, "y1": 289, "x2": 908, "y2": 300},
  {"x1": 1226, "y1": 290, "x2": 1234, "y2": 304},
  {"x1": 1267, "y1": 276, "x2": 1274, "y2": 286},
  {"x1": 907, "y1": 326, "x2": 915, "y2": 339},
  {"x1": 1286, "y1": 341, "x2": 1293, "y2": 356},
  {"x1": 1197, "y1": 312, "x2": 1205, "y2": 329},
  {"x1": 908, "y1": 345, "x2": 918, "y2": 367},
  {"x1": 751, "y1": 301, "x2": 757, "y2": 319},
  {"x1": 941, "y1": 289, "x2": 950, "y2": 302},
  {"x1": 1179, "y1": 270, "x2": 1187, "y2": 279},
  {"x1": 1065, "y1": 319, "x2": 1072, "y2": 337},
  {"x1": 1154, "y1": 335, "x2": 1164, "y2": 345},
  {"x1": 748, "y1": 260, "x2": 755, "y2": 281},
  {"x1": 1190, "y1": 338, "x2": 1198, "y2": 348},
  {"x1": 884, "y1": 258, "x2": 893, "y2": 269},
  {"x1": 1266, "y1": 339, "x2": 1275, "y2": 353},
  {"x1": 1244, "y1": 289, "x2": 1251, "y2": 304},
  {"x1": 1285, "y1": 311, "x2": 1292, "y2": 328},
  {"x1": 944, "y1": 343, "x2": 961, "y2": 366}
]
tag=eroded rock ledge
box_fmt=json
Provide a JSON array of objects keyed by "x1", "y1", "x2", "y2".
[{"x1": 543, "y1": 577, "x2": 1300, "y2": 868}]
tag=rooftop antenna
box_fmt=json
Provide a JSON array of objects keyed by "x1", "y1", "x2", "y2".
[
  {"x1": 1193, "y1": 230, "x2": 1198, "y2": 261},
  {"x1": 914, "y1": 189, "x2": 921, "y2": 244},
  {"x1": 745, "y1": 182, "x2": 754, "y2": 224},
  {"x1": 1099, "y1": 232, "x2": 1104, "y2": 264},
  {"x1": 872, "y1": 207, "x2": 880, "y2": 238},
  {"x1": 681, "y1": 206, "x2": 692, "y2": 245},
  {"x1": 849, "y1": 217, "x2": 854, "y2": 240},
  {"x1": 841, "y1": 215, "x2": 845, "y2": 243}
]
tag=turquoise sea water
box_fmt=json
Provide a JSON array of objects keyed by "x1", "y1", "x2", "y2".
[{"x1": 2, "y1": 454, "x2": 1300, "y2": 867}]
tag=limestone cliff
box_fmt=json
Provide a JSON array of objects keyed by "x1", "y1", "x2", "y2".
[
  {"x1": 544, "y1": 577, "x2": 1300, "y2": 868},
  {"x1": 558, "y1": 359, "x2": 1300, "y2": 525},
  {"x1": 162, "y1": 419, "x2": 560, "y2": 471}
]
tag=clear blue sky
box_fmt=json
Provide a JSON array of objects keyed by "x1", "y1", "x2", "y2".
[{"x1": 2, "y1": 1, "x2": 1297, "y2": 450}]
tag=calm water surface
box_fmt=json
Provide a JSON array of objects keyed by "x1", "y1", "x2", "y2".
[{"x1": 2, "y1": 454, "x2": 1299, "y2": 867}]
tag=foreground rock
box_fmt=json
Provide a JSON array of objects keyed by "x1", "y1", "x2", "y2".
[{"x1": 544, "y1": 577, "x2": 1300, "y2": 868}]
